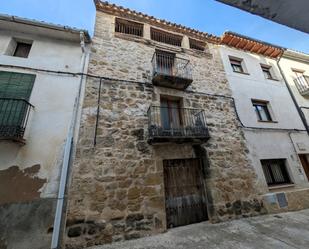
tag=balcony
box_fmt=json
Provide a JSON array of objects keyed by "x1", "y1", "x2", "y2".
[
  {"x1": 0, "y1": 98, "x2": 34, "y2": 143},
  {"x1": 147, "y1": 106, "x2": 210, "y2": 144},
  {"x1": 294, "y1": 75, "x2": 309, "y2": 96},
  {"x1": 151, "y1": 51, "x2": 193, "y2": 90}
]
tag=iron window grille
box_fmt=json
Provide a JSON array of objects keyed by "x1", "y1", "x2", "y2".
[
  {"x1": 252, "y1": 100, "x2": 272, "y2": 122},
  {"x1": 150, "y1": 28, "x2": 183, "y2": 47},
  {"x1": 0, "y1": 98, "x2": 33, "y2": 141},
  {"x1": 115, "y1": 18, "x2": 143, "y2": 37},
  {"x1": 261, "y1": 159, "x2": 292, "y2": 186},
  {"x1": 294, "y1": 74, "x2": 309, "y2": 96},
  {"x1": 189, "y1": 38, "x2": 206, "y2": 51}
]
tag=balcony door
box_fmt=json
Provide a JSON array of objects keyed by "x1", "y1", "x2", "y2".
[
  {"x1": 0, "y1": 71, "x2": 35, "y2": 137},
  {"x1": 299, "y1": 154, "x2": 309, "y2": 181},
  {"x1": 160, "y1": 98, "x2": 181, "y2": 130},
  {"x1": 156, "y1": 50, "x2": 175, "y2": 76}
]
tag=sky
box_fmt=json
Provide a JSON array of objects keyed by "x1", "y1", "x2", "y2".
[{"x1": 1, "y1": 0, "x2": 309, "y2": 53}]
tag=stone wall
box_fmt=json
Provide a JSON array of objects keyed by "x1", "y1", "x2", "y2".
[{"x1": 64, "y1": 10, "x2": 265, "y2": 248}]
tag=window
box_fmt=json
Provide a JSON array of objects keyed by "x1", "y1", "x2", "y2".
[
  {"x1": 13, "y1": 42, "x2": 32, "y2": 58},
  {"x1": 229, "y1": 58, "x2": 244, "y2": 73},
  {"x1": 261, "y1": 159, "x2": 292, "y2": 186},
  {"x1": 252, "y1": 100, "x2": 272, "y2": 122},
  {"x1": 115, "y1": 18, "x2": 143, "y2": 37},
  {"x1": 0, "y1": 71, "x2": 35, "y2": 139},
  {"x1": 189, "y1": 38, "x2": 205, "y2": 51},
  {"x1": 150, "y1": 28, "x2": 182, "y2": 47},
  {"x1": 261, "y1": 65, "x2": 274, "y2": 79}
]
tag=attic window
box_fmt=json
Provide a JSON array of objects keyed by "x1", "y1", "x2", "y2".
[
  {"x1": 115, "y1": 18, "x2": 143, "y2": 37},
  {"x1": 6, "y1": 38, "x2": 33, "y2": 58},
  {"x1": 189, "y1": 38, "x2": 205, "y2": 51},
  {"x1": 150, "y1": 28, "x2": 182, "y2": 47}
]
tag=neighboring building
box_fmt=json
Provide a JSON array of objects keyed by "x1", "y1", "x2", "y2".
[
  {"x1": 280, "y1": 49, "x2": 309, "y2": 126},
  {"x1": 216, "y1": 0, "x2": 309, "y2": 34},
  {"x1": 0, "y1": 15, "x2": 90, "y2": 249},
  {"x1": 220, "y1": 32, "x2": 309, "y2": 214},
  {"x1": 279, "y1": 49, "x2": 309, "y2": 184},
  {"x1": 64, "y1": 1, "x2": 266, "y2": 248}
]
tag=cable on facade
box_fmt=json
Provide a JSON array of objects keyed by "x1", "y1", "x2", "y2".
[{"x1": 1, "y1": 63, "x2": 306, "y2": 134}]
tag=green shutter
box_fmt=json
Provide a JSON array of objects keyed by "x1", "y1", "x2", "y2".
[{"x1": 0, "y1": 71, "x2": 35, "y2": 138}]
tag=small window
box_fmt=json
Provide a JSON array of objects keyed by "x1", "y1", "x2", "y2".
[
  {"x1": 13, "y1": 42, "x2": 32, "y2": 58},
  {"x1": 150, "y1": 28, "x2": 182, "y2": 47},
  {"x1": 261, "y1": 65, "x2": 274, "y2": 79},
  {"x1": 115, "y1": 18, "x2": 143, "y2": 37},
  {"x1": 229, "y1": 58, "x2": 244, "y2": 73},
  {"x1": 189, "y1": 38, "x2": 205, "y2": 51},
  {"x1": 252, "y1": 100, "x2": 272, "y2": 122},
  {"x1": 261, "y1": 159, "x2": 292, "y2": 186}
]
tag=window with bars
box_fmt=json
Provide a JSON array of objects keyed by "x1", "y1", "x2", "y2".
[
  {"x1": 189, "y1": 38, "x2": 205, "y2": 51},
  {"x1": 150, "y1": 28, "x2": 183, "y2": 47},
  {"x1": 115, "y1": 18, "x2": 143, "y2": 37},
  {"x1": 261, "y1": 65, "x2": 274, "y2": 79},
  {"x1": 252, "y1": 100, "x2": 272, "y2": 122},
  {"x1": 229, "y1": 58, "x2": 244, "y2": 73},
  {"x1": 261, "y1": 159, "x2": 292, "y2": 186}
]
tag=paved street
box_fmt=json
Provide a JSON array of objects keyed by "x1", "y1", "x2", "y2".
[{"x1": 89, "y1": 209, "x2": 309, "y2": 249}]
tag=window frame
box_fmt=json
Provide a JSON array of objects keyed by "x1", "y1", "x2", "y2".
[
  {"x1": 261, "y1": 65, "x2": 274, "y2": 80},
  {"x1": 189, "y1": 38, "x2": 206, "y2": 51},
  {"x1": 13, "y1": 42, "x2": 32, "y2": 58},
  {"x1": 115, "y1": 17, "x2": 144, "y2": 37},
  {"x1": 229, "y1": 57, "x2": 245, "y2": 73},
  {"x1": 160, "y1": 97, "x2": 183, "y2": 129},
  {"x1": 261, "y1": 159, "x2": 292, "y2": 186},
  {"x1": 150, "y1": 28, "x2": 183, "y2": 47},
  {"x1": 251, "y1": 100, "x2": 273, "y2": 122}
]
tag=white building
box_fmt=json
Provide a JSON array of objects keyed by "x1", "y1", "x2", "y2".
[
  {"x1": 0, "y1": 15, "x2": 90, "y2": 249},
  {"x1": 219, "y1": 32, "x2": 309, "y2": 213}
]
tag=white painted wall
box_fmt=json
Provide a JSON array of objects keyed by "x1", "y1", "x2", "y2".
[
  {"x1": 279, "y1": 52, "x2": 309, "y2": 126},
  {"x1": 0, "y1": 26, "x2": 86, "y2": 198},
  {"x1": 219, "y1": 45, "x2": 309, "y2": 193}
]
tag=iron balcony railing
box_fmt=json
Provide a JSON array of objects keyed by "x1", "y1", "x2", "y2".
[
  {"x1": 151, "y1": 51, "x2": 193, "y2": 89},
  {"x1": 147, "y1": 106, "x2": 209, "y2": 143},
  {"x1": 0, "y1": 98, "x2": 34, "y2": 142},
  {"x1": 294, "y1": 75, "x2": 309, "y2": 96}
]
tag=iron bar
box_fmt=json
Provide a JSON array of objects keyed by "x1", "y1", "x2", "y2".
[
  {"x1": 148, "y1": 105, "x2": 209, "y2": 142},
  {"x1": 0, "y1": 98, "x2": 33, "y2": 140}
]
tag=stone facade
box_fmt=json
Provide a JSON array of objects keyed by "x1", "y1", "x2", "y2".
[{"x1": 64, "y1": 8, "x2": 266, "y2": 248}]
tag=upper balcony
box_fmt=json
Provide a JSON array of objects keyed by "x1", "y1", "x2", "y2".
[
  {"x1": 147, "y1": 105, "x2": 210, "y2": 144},
  {"x1": 0, "y1": 98, "x2": 34, "y2": 144},
  {"x1": 294, "y1": 75, "x2": 309, "y2": 96},
  {"x1": 151, "y1": 51, "x2": 193, "y2": 90}
]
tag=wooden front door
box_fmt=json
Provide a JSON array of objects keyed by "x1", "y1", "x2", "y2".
[
  {"x1": 299, "y1": 154, "x2": 309, "y2": 180},
  {"x1": 163, "y1": 158, "x2": 208, "y2": 228}
]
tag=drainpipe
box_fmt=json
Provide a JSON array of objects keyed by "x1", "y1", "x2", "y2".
[
  {"x1": 51, "y1": 32, "x2": 89, "y2": 249},
  {"x1": 276, "y1": 55, "x2": 309, "y2": 135}
]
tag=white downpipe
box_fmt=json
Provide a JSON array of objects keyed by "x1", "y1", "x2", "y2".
[{"x1": 51, "y1": 32, "x2": 89, "y2": 249}]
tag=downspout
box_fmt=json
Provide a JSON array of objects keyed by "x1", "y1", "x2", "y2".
[
  {"x1": 276, "y1": 54, "x2": 309, "y2": 135},
  {"x1": 51, "y1": 31, "x2": 89, "y2": 249}
]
